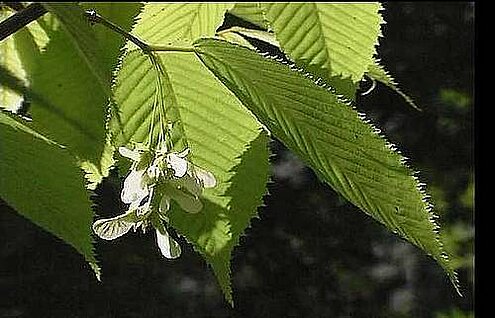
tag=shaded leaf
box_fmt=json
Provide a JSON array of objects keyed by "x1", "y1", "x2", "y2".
[
  {"x1": 0, "y1": 31, "x2": 25, "y2": 112},
  {"x1": 0, "y1": 9, "x2": 45, "y2": 112},
  {"x1": 41, "y1": 2, "x2": 111, "y2": 90},
  {"x1": 77, "y1": 2, "x2": 143, "y2": 188},
  {"x1": 80, "y1": 2, "x2": 143, "y2": 73}
]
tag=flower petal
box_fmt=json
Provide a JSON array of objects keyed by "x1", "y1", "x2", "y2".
[
  {"x1": 167, "y1": 153, "x2": 188, "y2": 178},
  {"x1": 195, "y1": 166, "x2": 217, "y2": 188},
  {"x1": 155, "y1": 226, "x2": 181, "y2": 259},
  {"x1": 92, "y1": 210, "x2": 137, "y2": 240},
  {"x1": 121, "y1": 169, "x2": 148, "y2": 204},
  {"x1": 118, "y1": 147, "x2": 140, "y2": 162}
]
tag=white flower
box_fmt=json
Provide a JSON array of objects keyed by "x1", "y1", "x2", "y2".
[
  {"x1": 166, "y1": 148, "x2": 189, "y2": 178},
  {"x1": 157, "y1": 153, "x2": 217, "y2": 214},
  {"x1": 92, "y1": 144, "x2": 217, "y2": 260},
  {"x1": 154, "y1": 219, "x2": 181, "y2": 259},
  {"x1": 92, "y1": 207, "x2": 181, "y2": 259},
  {"x1": 121, "y1": 169, "x2": 149, "y2": 204},
  {"x1": 92, "y1": 209, "x2": 137, "y2": 240}
]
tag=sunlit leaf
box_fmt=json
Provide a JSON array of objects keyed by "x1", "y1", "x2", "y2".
[
  {"x1": 195, "y1": 38, "x2": 459, "y2": 292},
  {"x1": 130, "y1": 2, "x2": 233, "y2": 46},
  {"x1": 0, "y1": 111, "x2": 100, "y2": 278}
]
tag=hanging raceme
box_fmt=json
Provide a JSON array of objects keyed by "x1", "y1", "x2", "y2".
[
  {"x1": 85, "y1": 9, "x2": 217, "y2": 259},
  {"x1": 93, "y1": 142, "x2": 216, "y2": 258}
]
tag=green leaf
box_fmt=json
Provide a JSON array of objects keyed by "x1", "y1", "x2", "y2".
[
  {"x1": 262, "y1": 3, "x2": 384, "y2": 99},
  {"x1": 79, "y1": 136, "x2": 115, "y2": 190},
  {"x1": 0, "y1": 8, "x2": 51, "y2": 113},
  {"x1": 26, "y1": 3, "x2": 108, "y2": 163},
  {"x1": 228, "y1": 3, "x2": 269, "y2": 29},
  {"x1": 366, "y1": 59, "x2": 421, "y2": 111},
  {"x1": 0, "y1": 10, "x2": 48, "y2": 112},
  {"x1": 76, "y1": 3, "x2": 142, "y2": 188},
  {"x1": 0, "y1": 62, "x2": 46, "y2": 112},
  {"x1": 160, "y1": 53, "x2": 269, "y2": 304},
  {"x1": 41, "y1": 2, "x2": 111, "y2": 90},
  {"x1": 194, "y1": 39, "x2": 459, "y2": 292},
  {"x1": 0, "y1": 30, "x2": 25, "y2": 112},
  {"x1": 110, "y1": 51, "x2": 188, "y2": 151},
  {"x1": 111, "y1": 47, "x2": 268, "y2": 302},
  {"x1": 130, "y1": 3, "x2": 233, "y2": 46},
  {"x1": 264, "y1": 2, "x2": 383, "y2": 82},
  {"x1": 168, "y1": 131, "x2": 270, "y2": 306},
  {"x1": 0, "y1": 111, "x2": 100, "y2": 278}
]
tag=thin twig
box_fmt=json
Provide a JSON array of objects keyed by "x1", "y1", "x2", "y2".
[{"x1": 84, "y1": 9, "x2": 151, "y2": 53}]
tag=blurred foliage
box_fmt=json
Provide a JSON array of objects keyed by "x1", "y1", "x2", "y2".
[
  {"x1": 0, "y1": 2, "x2": 474, "y2": 317},
  {"x1": 435, "y1": 308, "x2": 475, "y2": 318}
]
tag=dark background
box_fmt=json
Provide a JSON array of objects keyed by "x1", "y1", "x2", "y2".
[{"x1": 0, "y1": 2, "x2": 475, "y2": 317}]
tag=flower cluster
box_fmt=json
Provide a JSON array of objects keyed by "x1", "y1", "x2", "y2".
[{"x1": 92, "y1": 143, "x2": 216, "y2": 259}]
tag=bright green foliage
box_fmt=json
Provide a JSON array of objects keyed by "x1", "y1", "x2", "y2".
[
  {"x1": 194, "y1": 38, "x2": 458, "y2": 291},
  {"x1": 107, "y1": 3, "x2": 266, "y2": 302},
  {"x1": 130, "y1": 3, "x2": 234, "y2": 46},
  {"x1": 79, "y1": 135, "x2": 115, "y2": 190},
  {"x1": 15, "y1": 4, "x2": 106, "y2": 164},
  {"x1": 0, "y1": 1, "x2": 460, "y2": 304},
  {"x1": 169, "y1": 131, "x2": 270, "y2": 305},
  {"x1": 0, "y1": 112, "x2": 100, "y2": 278},
  {"x1": 42, "y1": 3, "x2": 111, "y2": 90},
  {"x1": 109, "y1": 8, "x2": 268, "y2": 304},
  {"x1": 229, "y1": 3, "x2": 269, "y2": 29},
  {"x1": 0, "y1": 9, "x2": 48, "y2": 112},
  {"x1": 0, "y1": 29, "x2": 25, "y2": 112},
  {"x1": 262, "y1": 3, "x2": 383, "y2": 99},
  {"x1": 366, "y1": 59, "x2": 420, "y2": 110},
  {"x1": 110, "y1": 51, "x2": 188, "y2": 151},
  {"x1": 161, "y1": 53, "x2": 269, "y2": 303},
  {"x1": 263, "y1": 3, "x2": 383, "y2": 82}
]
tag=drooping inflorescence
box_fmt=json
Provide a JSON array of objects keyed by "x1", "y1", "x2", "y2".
[
  {"x1": 93, "y1": 50, "x2": 216, "y2": 259},
  {"x1": 92, "y1": 143, "x2": 216, "y2": 259}
]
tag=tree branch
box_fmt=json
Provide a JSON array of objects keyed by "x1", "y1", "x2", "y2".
[{"x1": 0, "y1": 3, "x2": 48, "y2": 41}]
